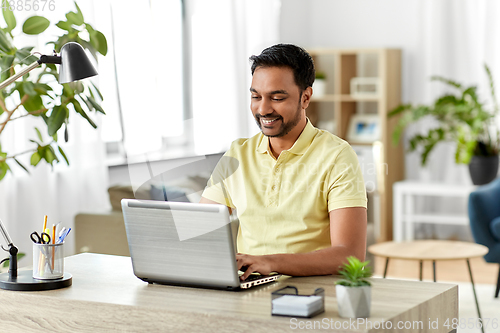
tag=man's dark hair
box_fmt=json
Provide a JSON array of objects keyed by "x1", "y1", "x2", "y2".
[{"x1": 249, "y1": 44, "x2": 315, "y2": 92}]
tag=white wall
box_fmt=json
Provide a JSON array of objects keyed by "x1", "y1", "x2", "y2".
[{"x1": 281, "y1": 0, "x2": 422, "y2": 105}]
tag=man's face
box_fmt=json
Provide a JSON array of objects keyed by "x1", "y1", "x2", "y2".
[{"x1": 250, "y1": 66, "x2": 306, "y2": 138}]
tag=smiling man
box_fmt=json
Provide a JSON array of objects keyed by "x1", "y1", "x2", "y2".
[{"x1": 200, "y1": 44, "x2": 367, "y2": 281}]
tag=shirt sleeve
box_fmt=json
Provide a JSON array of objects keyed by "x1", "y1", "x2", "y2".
[{"x1": 327, "y1": 144, "x2": 368, "y2": 211}]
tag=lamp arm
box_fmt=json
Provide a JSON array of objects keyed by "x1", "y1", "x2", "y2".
[
  {"x1": 0, "y1": 61, "x2": 41, "y2": 91},
  {"x1": 0, "y1": 54, "x2": 62, "y2": 91},
  {"x1": 0, "y1": 218, "x2": 17, "y2": 278}
]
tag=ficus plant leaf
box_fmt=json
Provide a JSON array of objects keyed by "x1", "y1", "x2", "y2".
[
  {"x1": 0, "y1": 2, "x2": 107, "y2": 180},
  {"x1": 22, "y1": 16, "x2": 50, "y2": 35},
  {"x1": 2, "y1": 7, "x2": 16, "y2": 33}
]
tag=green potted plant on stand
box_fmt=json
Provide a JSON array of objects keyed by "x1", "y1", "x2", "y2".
[
  {"x1": 389, "y1": 64, "x2": 500, "y2": 185},
  {"x1": 335, "y1": 256, "x2": 372, "y2": 318}
]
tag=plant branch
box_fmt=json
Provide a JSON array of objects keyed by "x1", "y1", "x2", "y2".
[
  {"x1": 3, "y1": 108, "x2": 49, "y2": 123},
  {"x1": 0, "y1": 94, "x2": 30, "y2": 134},
  {"x1": 0, "y1": 148, "x2": 36, "y2": 163}
]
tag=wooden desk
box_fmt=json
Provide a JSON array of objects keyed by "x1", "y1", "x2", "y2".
[{"x1": 0, "y1": 253, "x2": 458, "y2": 332}]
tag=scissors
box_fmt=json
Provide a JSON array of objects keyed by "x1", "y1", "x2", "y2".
[{"x1": 30, "y1": 231, "x2": 51, "y2": 244}]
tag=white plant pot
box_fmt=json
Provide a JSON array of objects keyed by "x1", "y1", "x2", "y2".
[
  {"x1": 335, "y1": 285, "x2": 371, "y2": 318},
  {"x1": 313, "y1": 79, "x2": 326, "y2": 97}
]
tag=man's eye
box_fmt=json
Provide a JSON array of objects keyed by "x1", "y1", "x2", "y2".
[
  {"x1": 251, "y1": 96, "x2": 261, "y2": 100},
  {"x1": 272, "y1": 98, "x2": 285, "y2": 101}
]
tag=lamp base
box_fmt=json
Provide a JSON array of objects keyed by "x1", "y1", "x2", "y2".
[{"x1": 0, "y1": 270, "x2": 72, "y2": 291}]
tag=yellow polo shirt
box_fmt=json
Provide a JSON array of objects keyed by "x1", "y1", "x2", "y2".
[{"x1": 202, "y1": 119, "x2": 367, "y2": 255}]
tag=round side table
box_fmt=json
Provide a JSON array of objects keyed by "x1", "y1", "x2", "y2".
[{"x1": 368, "y1": 240, "x2": 488, "y2": 333}]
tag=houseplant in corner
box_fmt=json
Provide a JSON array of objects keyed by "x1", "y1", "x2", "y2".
[
  {"x1": 389, "y1": 64, "x2": 500, "y2": 185},
  {"x1": 335, "y1": 256, "x2": 372, "y2": 318},
  {"x1": 0, "y1": 2, "x2": 107, "y2": 181}
]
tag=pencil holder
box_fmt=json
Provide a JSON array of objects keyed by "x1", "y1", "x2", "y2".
[{"x1": 33, "y1": 242, "x2": 64, "y2": 279}]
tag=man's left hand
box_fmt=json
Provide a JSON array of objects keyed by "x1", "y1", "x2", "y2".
[{"x1": 236, "y1": 253, "x2": 274, "y2": 280}]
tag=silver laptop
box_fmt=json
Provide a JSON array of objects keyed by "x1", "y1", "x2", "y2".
[{"x1": 121, "y1": 199, "x2": 280, "y2": 290}]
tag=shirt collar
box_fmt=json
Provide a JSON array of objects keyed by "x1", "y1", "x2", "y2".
[{"x1": 256, "y1": 118, "x2": 317, "y2": 156}]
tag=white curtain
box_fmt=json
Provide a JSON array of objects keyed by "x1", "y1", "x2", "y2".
[
  {"x1": 406, "y1": 0, "x2": 500, "y2": 184},
  {"x1": 0, "y1": 2, "x2": 109, "y2": 265},
  {"x1": 188, "y1": 0, "x2": 281, "y2": 155}
]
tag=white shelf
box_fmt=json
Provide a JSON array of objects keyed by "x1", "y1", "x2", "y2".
[{"x1": 402, "y1": 214, "x2": 469, "y2": 225}]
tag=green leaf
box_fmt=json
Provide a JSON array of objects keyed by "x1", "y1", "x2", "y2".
[
  {"x1": 30, "y1": 152, "x2": 41, "y2": 166},
  {"x1": 15, "y1": 47, "x2": 38, "y2": 65},
  {"x1": 48, "y1": 105, "x2": 68, "y2": 136},
  {"x1": 22, "y1": 16, "x2": 50, "y2": 35},
  {"x1": 0, "y1": 28, "x2": 13, "y2": 53},
  {"x1": 0, "y1": 161, "x2": 9, "y2": 181},
  {"x1": 74, "y1": 2, "x2": 85, "y2": 23},
  {"x1": 65, "y1": 11, "x2": 83, "y2": 26},
  {"x1": 87, "y1": 96, "x2": 105, "y2": 114},
  {"x1": 91, "y1": 81, "x2": 103, "y2": 101},
  {"x1": 55, "y1": 20, "x2": 73, "y2": 31},
  {"x1": 22, "y1": 94, "x2": 44, "y2": 113},
  {"x1": 34, "y1": 127, "x2": 43, "y2": 141},
  {"x1": 0, "y1": 55, "x2": 15, "y2": 82},
  {"x1": 23, "y1": 81, "x2": 37, "y2": 96},
  {"x1": 33, "y1": 83, "x2": 53, "y2": 95},
  {"x1": 2, "y1": 252, "x2": 25, "y2": 268},
  {"x1": 89, "y1": 30, "x2": 107, "y2": 56},
  {"x1": 431, "y1": 75, "x2": 462, "y2": 89},
  {"x1": 2, "y1": 6, "x2": 16, "y2": 33},
  {"x1": 72, "y1": 98, "x2": 96, "y2": 128},
  {"x1": 44, "y1": 146, "x2": 59, "y2": 165},
  {"x1": 13, "y1": 158, "x2": 29, "y2": 174},
  {"x1": 58, "y1": 146, "x2": 69, "y2": 165},
  {"x1": 68, "y1": 81, "x2": 84, "y2": 94}
]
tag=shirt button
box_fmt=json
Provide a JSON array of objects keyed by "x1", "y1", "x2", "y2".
[
  {"x1": 275, "y1": 167, "x2": 280, "y2": 173},
  {"x1": 272, "y1": 185, "x2": 277, "y2": 191}
]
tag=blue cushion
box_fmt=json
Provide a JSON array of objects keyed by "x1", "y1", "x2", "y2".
[
  {"x1": 150, "y1": 184, "x2": 190, "y2": 202},
  {"x1": 491, "y1": 216, "x2": 500, "y2": 241}
]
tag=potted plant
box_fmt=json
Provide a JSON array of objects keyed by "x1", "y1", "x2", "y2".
[
  {"x1": 389, "y1": 64, "x2": 500, "y2": 185},
  {"x1": 0, "y1": 2, "x2": 107, "y2": 181},
  {"x1": 335, "y1": 256, "x2": 372, "y2": 318},
  {"x1": 313, "y1": 71, "x2": 327, "y2": 97}
]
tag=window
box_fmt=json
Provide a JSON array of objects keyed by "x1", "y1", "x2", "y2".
[{"x1": 98, "y1": 0, "x2": 184, "y2": 158}]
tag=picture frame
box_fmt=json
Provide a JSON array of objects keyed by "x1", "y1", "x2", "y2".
[
  {"x1": 350, "y1": 77, "x2": 380, "y2": 97},
  {"x1": 347, "y1": 114, "x2": 380, "y2": 143}
]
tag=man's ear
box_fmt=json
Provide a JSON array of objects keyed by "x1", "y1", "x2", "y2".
[{"x1": 301, "y1": 86, "x2": 313, "y2": 110}]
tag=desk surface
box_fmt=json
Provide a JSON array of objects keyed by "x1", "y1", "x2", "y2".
[
  {"x1": 368, "y1": 240, "x2": 489, "y2": 261},
  {"x1": 0, "y1": 253, "x2": 458, "y2": 332}
]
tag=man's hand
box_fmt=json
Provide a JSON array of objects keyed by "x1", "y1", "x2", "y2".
[{"x1": 236, "y1": 253, "x2": 274, "y2": 280}]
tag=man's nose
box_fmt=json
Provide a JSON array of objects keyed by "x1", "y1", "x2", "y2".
[{"x1": 257, "y1": 98, "x2": 272, "y2": 116}]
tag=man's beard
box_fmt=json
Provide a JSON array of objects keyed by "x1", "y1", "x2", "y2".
[{"x1": 254, "y1": 101, "x2": 302, "y2": 138}]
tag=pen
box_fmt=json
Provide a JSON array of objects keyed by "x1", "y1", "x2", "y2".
[
  {"x1": 51, "y1": 224, "x2": 55, "y2": 270},
  {"x1": 57, "y1": 227, "x2": 71, "y2": 244},
  {"x1": 43, "y1": 215, "x2": 47, "y2": 233}
]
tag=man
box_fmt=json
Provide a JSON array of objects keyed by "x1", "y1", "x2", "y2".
[{"x1": 201, "y1": 44, "x2": 367, "y2": 281}]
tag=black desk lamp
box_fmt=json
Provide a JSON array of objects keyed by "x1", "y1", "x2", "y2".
[{"x1": 0, "y1": 42, "x2": 98, "y2": 291}]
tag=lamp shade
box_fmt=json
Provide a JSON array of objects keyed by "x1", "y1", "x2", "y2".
[{"x1": 58, "y1": 42, "x2": 98, "y2": 84}]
